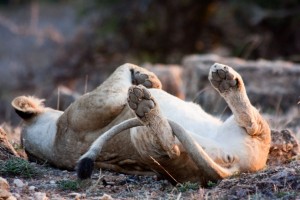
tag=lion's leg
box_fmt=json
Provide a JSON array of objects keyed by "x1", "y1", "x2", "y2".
[
  {"x1": 59, "y1": 63, "x2": 162, "y2": 132},
  {"x1": 127, "y1": 85, "x2": 237, "y2": 183},
  {"x1": 208, "y1": 63, "x2": 270, "y2": 137},
  {"x1": 127, "y1": 85, "x2": 180, "y2": 159}
]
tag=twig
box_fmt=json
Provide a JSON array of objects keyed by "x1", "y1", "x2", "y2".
[
  {"x1": 149, "y1": 156, "x2": 179, "y2": 185},
  {"x1": 84, "y1": 75, "x2": 89, "y2": 94},
  {"x1": 219, "y1": 105, "x2": 229, "y2": 119},
  {"x1": 176, "y1": 192, "x2": 182, "y2": 200},
  {"x1": 192, "y1": 86, "x2": 209, "y2": 103},
  {"x1": 56, "y1": 87, "x2": 60, "y2": 110},
  {"x1": 30, "y1": 1, "x2": 39, "y2": 33},
  {"x1": 86, "y1": 169, "x2": 105, "y2": 193},
  {"x1": 297, "y1": 96, "x2": 300, "y2": 114}
]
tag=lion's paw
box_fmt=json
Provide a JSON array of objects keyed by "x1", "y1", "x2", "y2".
[
  {"x1": 209, "y1": 63, "x2": 241, "y2": 93},
  {"x1": 128, "y1": 85, "x2": 156, "y2": 120},
  {"x1": 131, "y1": 69, "x2": 162, "y2": 89}
]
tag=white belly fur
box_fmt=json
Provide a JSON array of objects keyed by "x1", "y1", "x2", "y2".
[
  {"x1": 150, "y1": 88, "x2": 222, "y2": 139},
  {"x1": 22, "y1": 108, "x2": 63, "y2": 161}
]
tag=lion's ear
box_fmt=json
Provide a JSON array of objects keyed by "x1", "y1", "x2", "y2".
[{"x1": 11, "y1": 96, "x2": 45, "y2": 120}]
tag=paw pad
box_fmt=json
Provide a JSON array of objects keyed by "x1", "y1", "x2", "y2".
[
  {"x1": 209, "y1": 64, "x2": 239, "y2": 93},
  {"x1": 132, "y1": 71, "x2": 153, "y2": 88},
  {"x1": 128, "y1": 86, "x2": 156, "y2": 118}
]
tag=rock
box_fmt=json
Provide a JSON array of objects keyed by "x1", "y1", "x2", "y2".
[
  {"x1": 0, "y1": 177, "x2": 9, "y2": 191},
  {"x1": 0, "y1": 127, "x2": 20, "y2": 160},
  {"x1": 13, "y1": 179, "x2": 25, "y2": 188},
  {"x1": 183, "y1": 54, "x2": 300, "y2": 115},
  {"x1": 28, "y1": 186, "x2": 36, "y2": 191},
  {"x1": 99, "y1": 193, "x2": 113, "y2": 200},
  {"x1": 268, "y1": 129, "x2": 300, "y2": 165},
  {"x1": 0, "y1": 177, "x2": 16, "y2": 200},
  {"x1": 12, "y1": 193, "x2": 20, "y2": 199},
  {"x1": 210, "y1": 160, "x2": 300, "y2": 199},
  {"x1": 68, "y1": 192, "x2": 85, "y2": 198},
  {"x1": 34, "y1": 192, "x2": 48, "y2": 200}
]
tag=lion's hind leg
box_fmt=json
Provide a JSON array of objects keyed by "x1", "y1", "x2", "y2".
[
  {"x1": 128, "y1": 85, "x2": 237, "y2": 183},
  {"x1": 209, "y1": 63, "x2": 270, "y2": 138},
  {"x1": 59, "y1": 63, "x2": 162, "y2": 132},
  {"x1": 128, "y1": 85, "x2": 180, "y2": 159},
  {"x1": 208, "y1": 63, "x2": 271, "y2": 171},
  {"x1": 130, "y1": 67, "x2": 162, "y2": 89}
]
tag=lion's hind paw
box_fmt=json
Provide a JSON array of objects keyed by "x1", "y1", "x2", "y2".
[
  {"x1": 209, "y1": 63, "x2": 240, "y2": 93},
  {"x1": 131, "y1": 69, "x2": 162, "y2": 89},
  {"x1": 127, "y1": 85, "x2": 156, "y2": 120}
]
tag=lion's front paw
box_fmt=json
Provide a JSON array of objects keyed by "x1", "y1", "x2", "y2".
[
  {"x1": 128, "y1": 85, "x2": 156, "y2": 120},
  {"x1": 131, "y1": 69, "x2": 162, "y2": 89},
  {"x1": 209, "y1": 63, "x2": 240, "y2": 93}
]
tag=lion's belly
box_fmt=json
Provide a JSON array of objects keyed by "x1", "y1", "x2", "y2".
[{"x1": 150, "y1": 89, "x2": 222, "y2": 139}]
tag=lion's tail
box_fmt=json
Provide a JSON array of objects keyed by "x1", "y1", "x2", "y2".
[{"x1": 76, "y1": 118, "x2": 143, "y2": 179}]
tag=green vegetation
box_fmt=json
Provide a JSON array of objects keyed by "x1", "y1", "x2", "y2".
[
  {"x1": 207, "y1": 181, "x2": 217, "y2": 188},
  {"x1": 177, "y1": 182, "x2": 199, "y2": 193},
  {"x1": 276, "y1": 191, "x2": 296, "y2": 199},
  {"x1": 0, "y1": 157, "x2": 40, "y2": 178},
  {"x1": 56, "y1": 180, "x2": 82, "y2": 191}
]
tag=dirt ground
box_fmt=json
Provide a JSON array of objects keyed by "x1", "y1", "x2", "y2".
[
  {"x1": 0, "y1": 124, "x2": 299, "y2": 200},
  {"x1": 0, "y1": 157, "x2": 299, "y2": 200}
]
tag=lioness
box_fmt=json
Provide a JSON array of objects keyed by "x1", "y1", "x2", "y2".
[{"x1": 12, "y1": 63, "x2": 270, "y2": 185}]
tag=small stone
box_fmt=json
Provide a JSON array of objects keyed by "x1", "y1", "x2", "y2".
[
  {"x1": 0, "y1": 178, "x2": 16, "y2": 200},
  {"x1": 13, "y1": 179, "x2": 25, "y2": 188},
  {"x1": 34, "y1": 192, "x2": 48, "y2": 200},
  {"x1": 69, "y1": 192, "x2": 86, "y2": 199},
  {"x1": 50, "y1": 180, "x2": 56, "y2": 185},
  {"x1": 29, "y1": 186, "x2": 36, "y2": 191},
  {"x1": 68, "y1": 192, "x2": 82, "y2": 198},
  {"x1": 12, "y1": 193, "x2": 20, "y2": 198},
  {"x1": 106, "y1": 181, "x2": 115, "y2": 185},
  {"x1": 99, "y1": 193, "x2": 113, "y2": 200},
  {"x1": 150, "y1": 191, "x2": 158, "y2": 198}
]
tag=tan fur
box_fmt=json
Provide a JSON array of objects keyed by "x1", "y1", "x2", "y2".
[
  {"x1": 12, "y1": 63, "x2": 271, "y2": 185},
  {"x1": 12, "y1": 96, "x2": 45, "y2": 114}
]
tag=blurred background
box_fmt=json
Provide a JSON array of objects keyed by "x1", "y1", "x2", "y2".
[{"x1": 0, "y1": 0, "x2": 300, "y2": 125}]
